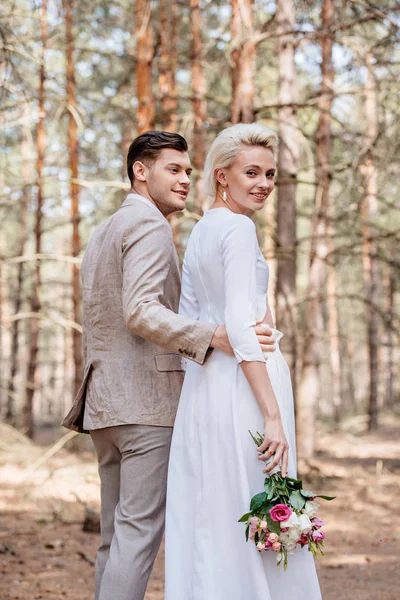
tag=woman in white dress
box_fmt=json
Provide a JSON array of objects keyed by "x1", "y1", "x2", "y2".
[{"x1": 165, "y1": 124, "x2": 322, "y2": 600}]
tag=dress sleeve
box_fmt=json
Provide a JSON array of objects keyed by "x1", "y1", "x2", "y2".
[
  {"x1": 220, "y1": 215, "x2": 266, "y2": 364},
  {"x1": 179, "y1": 256, "x2": 200, "y2": 320}
]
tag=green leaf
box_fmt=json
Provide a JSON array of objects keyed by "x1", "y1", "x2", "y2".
[
  {"x1": 286, "y1": 477, "x2": 302, "y2": 490},
  {"x1": 250, "y1": 492, "x2": 267, "y2": 511},
  {"x1": 238, "y1": 511, "x2": 253, "y2": 523},
  {"x1": 300, "y1": 489, "x2": 315, "y2": 498},
  {"x1": 245, "y1": 524, "x2": 249, "y2": 542},
  {"x1": 266, "y1": 516, "x2": 281, "y2": 536},
  {"x1": 289, "y1": 490, "x2": 306, "y2": 510},
  {"x1": 315, "y1": 495, "x2": 336, "y2": 501}
]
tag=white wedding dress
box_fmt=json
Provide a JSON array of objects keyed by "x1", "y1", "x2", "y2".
[{"x1": 165, "y1": 208, "x2": 322, "y2": 600}]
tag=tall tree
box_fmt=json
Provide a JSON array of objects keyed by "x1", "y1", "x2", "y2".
[
  {"x1": 65, "y1": 0, "x2": 82, "y2": 396},
  {"x1": 297, "y1": 0, "x2": 334, "y2": 459},
  {"x1": 159, "y1": 0, "x2": 177, "y2": 131},
  {"x1": 136, "y1": 0, "x2": 155, "y2": 133},
  {"x1": 191, "y1": 0, "x2": 207, "y2": 211},
  {"x1": 382, "y1": 261, "x2": 395, "y2": 408},
  {"x1": 360, "y1": 51, "x2": 379, "y2": 430},
  {"x1": 6, "y1": 106, "x2": 31, "y2": 424},
  {"x1": 275, "y1": 0, "x2": 298, "y2": 384},
  {"x1": 230, "y1": 0, "x2": 255, "y2": 124},
  {"x1": 24, "y1": 0, "x2": 48, "y2": 437},
  {"x1": 326, "y1": 219, "x2": 342, "y2": 423}
]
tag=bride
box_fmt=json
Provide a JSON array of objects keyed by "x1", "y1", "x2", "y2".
[{"x1": 165, "y1": 123, "x2": 322, "y2": 599}]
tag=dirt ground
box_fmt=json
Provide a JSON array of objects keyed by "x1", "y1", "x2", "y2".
[{"x1": 0, "y1": 414, "x2": 399, "y2": 600}]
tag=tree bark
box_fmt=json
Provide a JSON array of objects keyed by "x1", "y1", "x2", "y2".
[
  {"x1": 6, "y1": 106, "x2": 31, "y2": 424},
  {"x1": 65, "y1": 0, "x2": 83, "y2": 397},
  {"x1": 297, "y1": 0, "x2": 334, "y2": 459},
  {"x1": 275, "y1": 0, "x2": 298, "y2": 386},
  {"x1": 230, "y1": 0, "x2": 255, "y2": 124},
  {"x1": 326, "y1": 222, "x2": 342, "y2": 423},
  {"x1": 360, "y1": 52, "x2": 379, "y2": 431},
  {"x1": 382, "y1": 262, "x2": 395, "y2": 408},
  {"x1": 136, "y1": 0, "x2": 155, "y2": 133},
  {"x1": 190, "y1": 0, "x2": 207, "y2": 211},
  {"x1": 159, "y1": 0, "x2": 177, "y2": 132},
  {"x1": 24, "y1": 0, "x2": 47, "y2": 438}
]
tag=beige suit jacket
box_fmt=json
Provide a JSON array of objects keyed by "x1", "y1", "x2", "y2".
[{"x1": 62, "y1": 193, "x2": 216, "y2": 433}]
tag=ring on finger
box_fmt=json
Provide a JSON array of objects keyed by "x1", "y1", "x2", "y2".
[{"x1": 267, "y1": 448, "x2": 275, "y2": 456}]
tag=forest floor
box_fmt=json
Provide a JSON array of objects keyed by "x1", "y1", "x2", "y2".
[{"x1": 0, "y1": 414, "x2": 399, "y2": 600}]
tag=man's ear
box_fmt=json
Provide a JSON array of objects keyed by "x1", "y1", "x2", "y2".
[
  {"x1": 133, "y1": 160, "x2": 147, "y2": 182},
  {"x1": 215, "y1": 168, "x2": 227, "y2": 187}
]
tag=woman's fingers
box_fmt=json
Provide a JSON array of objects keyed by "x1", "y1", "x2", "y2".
[
  {"x1": 258, "y1": 441, "x2": 277, "y2": 462},
  {"x1": 281, "y1": 446, "x2": 289, "y2": 478},
  {"x1": 257, "y1": 437, "x2": 272, "y2": 454}
]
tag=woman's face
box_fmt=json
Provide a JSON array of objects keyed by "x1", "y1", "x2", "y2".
[{"x1": 217, "y1": 146, "x2": 276, "y2": 214}]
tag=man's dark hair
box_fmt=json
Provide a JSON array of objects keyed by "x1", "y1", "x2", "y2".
[{"x1": 127, "y1": 130, "x2": 188, "y2": 186}]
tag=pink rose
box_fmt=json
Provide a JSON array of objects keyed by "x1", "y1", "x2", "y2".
[
  {"x1": 312, "y1": 517, "x2": 324, "y2": 529},
  {"x1": 265, "y1": 539, "x2": 272, "y2": 549},
  {"x1": 256, "y1": 542, "x2": 265, "y2": 551},
  {"x1": 272, "y1": 541, "x2": 281, "y2": 551},
  {"x1": 249, "y1": 517, "x2": 260, "y2": 527},
  {"x1": 312, "y1": 529, "x2": 325, "y2": 543},
  {"x1": 269, "y1": 504, "x2": 292, "y2": 522},
  {"x1": 268, "y1": 533, "x2": 279, "y2": 543},
  {"x1": 280, "y1": 526, "x2": 289, "y2": 532}
]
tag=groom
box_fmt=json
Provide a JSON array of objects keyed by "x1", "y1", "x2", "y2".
[{"x1": 62, "y1": 130, "x2": 276, "y2": 600}]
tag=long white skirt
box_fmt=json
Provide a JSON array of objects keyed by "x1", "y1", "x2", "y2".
[{"x1": 165, "y1": 330, "x2": 322, "y2": 600}]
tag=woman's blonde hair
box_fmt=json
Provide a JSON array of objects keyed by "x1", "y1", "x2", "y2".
[{"x1": 203, "y1": 123, "x2": 278, "y2": 198}]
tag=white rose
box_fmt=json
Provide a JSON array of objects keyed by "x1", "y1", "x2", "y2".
[
  {"x1": 302, "y1": 501, "x2": 319, "y2": 519},
  {"x1": 281, "y1": 512, "x2": 301, "y2": 529},
  {"x1": 285, "y1": 540, "x2": 297, "y2": 554},
  {"x1": 299, "y1": 513, "x2": 312, "y2": 534}
]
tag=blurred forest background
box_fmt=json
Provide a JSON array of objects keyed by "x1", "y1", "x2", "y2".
[{"x1": 1, "y1": 0, "x2": 399, "y2": 461}]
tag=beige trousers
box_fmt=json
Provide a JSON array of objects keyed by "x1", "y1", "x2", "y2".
[{"x1": 90, "y1": 424, "x2": 173, "y2": 600}]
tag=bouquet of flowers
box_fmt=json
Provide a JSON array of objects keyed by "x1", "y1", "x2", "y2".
[{"x1": 239, "y1": 431, "x2": 335, "y2": 570}]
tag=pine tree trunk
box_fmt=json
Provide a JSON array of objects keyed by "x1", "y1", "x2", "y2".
[
  {"x1": 275, "y1": 0, "x2": 298, "y2": 385},
  {"x1": 382, "y1": 263, "x2": 395, "y2": 408},
  {"x1": 24, "y1": 0, "x2": 48, "y2": 438},
  {"x1": 230, "y1": 0, "x2": 255, "y2": 124},
  {"x1": 297, "y1": 0, "x2": 334, "y2": 459},
  {"x1": 326, "y1": 223, "x2": 342, "y2": 423},
  {"x1": 159, "y1": 0, "x2": 177, "y2": 132},
  {"x1": 136, "y1": 0, "x2": 155, "y2": 134},
  {"x1": 6, "y1": 107, "x2": 31, "y2": 424},
  {"x1": 65, "y1": 0, "x2": 83, "y2": 397},
  {"x1": 190, "y1": 0, "x2": 207, "y2": 212},
  {"x1": 361, "y1": 52, "x2": 379, "y2": 431}
]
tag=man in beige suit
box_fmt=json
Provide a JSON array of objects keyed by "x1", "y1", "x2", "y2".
[{"x1": 62, "y1": 131, "x2": 275, "y2": 600}]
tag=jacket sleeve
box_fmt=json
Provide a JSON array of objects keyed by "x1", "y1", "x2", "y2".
[
  {"x1": 220, "y1": 215, "x2": 266, "y2": 364},
  {"x1": 121, "y1": 212, "x2": 216, "y2": 365}
]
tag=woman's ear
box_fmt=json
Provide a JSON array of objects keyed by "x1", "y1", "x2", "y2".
[
  {"x1": 133, "y1": 160, "x2": 147, "y2": 182},
  {"x1": 215, "y1": 168, "x2": 227, "y2": 187}
]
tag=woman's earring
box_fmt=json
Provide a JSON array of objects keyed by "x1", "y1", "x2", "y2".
[{"x1": 222, "y1": 189, "x2": 227, "y2": 202}]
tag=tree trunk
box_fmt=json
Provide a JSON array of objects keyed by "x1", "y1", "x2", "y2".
[
  {"x1": 136, "y1": 0, "x2": 155, "y2": 134},
  {"x1": 230, "y1": 0, "x2": 255, "y2": 124},
  {"x1": 24, "y1": 0, "x2": 47, "y2": 438},
  {"x1": 6, "y1": 106, "x2": 31, "y2": 424},
  {"x1": 382, "y1": 262, "x2": 395, "y2": 408},
  {"x1": 326, "y1": 223, "x2": 342, "y2": 423},
  {"x1": 191, "y1": 0, "x2": 207, "y2": 212},
  {"x1": 297, "y1": 0, "x2": 334, "y2": 460},
  {"x1": 159, "y1": 0, "x2": 177, "y2": 132},
  {"x1": 275, "y1": 0, "x2": 298, "y2": 386},
  {"x1": 360, "y1": 52, "x2": 379, "y2": 431},
  {"x1": 65, "y1": 0, "x2": 83, "y2": 397}
]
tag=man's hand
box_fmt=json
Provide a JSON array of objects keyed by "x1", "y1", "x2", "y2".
[
  {"x1": 255, "y1": 322, "x2": 276, "y2": 356},
  {"x1": 210, "y1": 325, "x2": 234, "y2": 355}
]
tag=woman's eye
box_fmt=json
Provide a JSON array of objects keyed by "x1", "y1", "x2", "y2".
[{"x1": 247, "y1": 171, "x2": 256, "y2": 176}]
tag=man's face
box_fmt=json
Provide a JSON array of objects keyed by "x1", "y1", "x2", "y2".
[{"x1": 137, "y1": 149, "x2": 192, "y2": 215}]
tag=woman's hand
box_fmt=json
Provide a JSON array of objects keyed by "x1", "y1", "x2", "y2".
[{"x1": 257, "y1": 417, "x2": 288, "y2": 477}]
